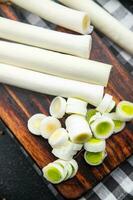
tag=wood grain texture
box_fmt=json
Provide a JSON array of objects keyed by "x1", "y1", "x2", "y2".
[{"x1": 0, "y1": 5, "x2": 133, "y2": 199}]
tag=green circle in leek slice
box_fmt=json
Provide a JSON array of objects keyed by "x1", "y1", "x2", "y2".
[
  {"x1": 91, "y1": 116, "x2": 114, "y2": 139},
  {"x1": 86, "y1": 109, "x2": 98, "y2": 123},
  {"x1": 42, "y1": 163, "x2": 65, "y2": 184},
  {"x1": 54, "y1": 159, "x2": 73, "y2": 180},
  {"x1": 116, "y1": 101, "x2": 133, "y2": 121},
  {"x1": 84, "y1": 151, "x2": 106, "y2": 166},
  {"x1": 84, "y1": 137, "x2": 106, "y2": 152},
  {"x1": 113, "y1": 120, "x2": 126, "y2": 133}
]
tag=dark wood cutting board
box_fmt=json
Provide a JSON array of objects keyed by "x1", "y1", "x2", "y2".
[{"x1": 0, "y1": 4, "x2": 133, "y2": 199}]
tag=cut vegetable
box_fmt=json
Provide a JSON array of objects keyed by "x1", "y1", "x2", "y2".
[
  {"x1": 96, "y1": 94, "x2": 113, "y2": 113},
  {"x1": 116, "y1": 101, "x2": 133, "y2": 121},
  {"x1": 54, "y1": 160, "x2": 73, "y2": 180},
  {"x1": 42, "y1": 163, "x2": 65, "y2": 184},
  {"x1": 58, "y1": 0, "x2": 133, "y2": 55},
  {"x1": 27, "y1": 113, "x2": 46, "y2": 135},
  {"x1": 72, "y1": 144, "x2": 83, "y2": 151},
  {"x1": 53, "y1": 159, "x2": 68, "y2": 178},
  {"x1": 48, "y1": 128, "x2": 69, "y2": 148},
  {"x1": 66, "y1": 97, "x2": 87, "y2": 116},
  {"x1": 52, "y1": 149, "x2": 73, "y2": 161},
  {"x1": 40, "y1": 116, "x2": 61, "y2": 139},
  {"x1": 84, "y1": 151, "x2": 106, "y2": 166},
  {"x1": 84, "y1": 137, "x2": 106, "y2": 152},
  {"x1": 0, "y1": 16, "x2": 92, "y2": 58},
  {"x1": 91, "y1": 116, "x2": 115, "y2": 139},
  {"x1": 64, "y1": 163, "x2": 73, "y2": 180},
  {"x1": 106, "y1": 100, "x2": 116, "y2": 113},
  {"x1": 69, "y1": 159, "x2": 78, "y2": 178},
  {"x1": 0, "y1": 64, "x2": 104, "y2": 107},
  {"x1": 86, "y1": 109, "x2": 98, "y2": 123},
  {"x1": 113, "y1": 120, "x2": 126, "y2": 134},
  {"x1": 52, "y1": 141, "x2": 76, "y2": 160},
  {"x1": 89, "y1": 112, "x2": 102, "y2": 125},
  {"x1": 50, "y1": 96, "x2": 66, "y2": 119},
  {"x1": 65, "y1": 114, "x2": 92, "y2": 144},
  {"x1": 0, "y1": 40, "x2": 112, "y2": 87},
  {"x1": 11, "y1": 0, "x2": 90, "y2": 34}
]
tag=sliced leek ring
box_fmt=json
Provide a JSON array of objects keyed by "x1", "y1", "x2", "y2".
[
  {"x1": 69, "y1": 159, "x2": 78, "y2": 178},
  {"x1": 27, "y1": 113, "x2": 46, "y2": 135},
  {"x1": 54, "y1": 159, "x2": 67, "y2": 168},
  {"x1": 96, "y1": 94, "x2": 113, "y2": 113},
  {"x1": 48, "y1": 128, "x2": 69, "y2": 148},
  {"x1": 116, "y1": 101, "x2": 133, "y2": 121},
  {"x1": 91, "y1": 116, "x2": 115, "y2": 139},
  {"x1": 113, "y1": 120, "x2": 126, "y2": 134},
  {"x1": 84, "y1": 151, "x2": 106, "y2": 166},
  {"x1": 89, "y1": 112, "x2": 102, "y2": 125},
  {"x1": 86, "y1": 109, "x2": 98, "y2": 123},
  {"x1": 84, "y1": 137, "x2": 106, "y2": 152},
  {"x1": 52, "y1": 141, "x2": 76, "y2": 160},
  {"x1": 54, "y1": 160, "x2": 73, "y2": 180},
  {"x1": 66, "y1": 97, "x2": 87, "y2": 116},
  {"x1": 40, "y1": 116, "x2": 61, "y2": 139},
  {"x1": 72, "y1": 143, "x2": 83, "y2": 151},
  {"x1": 64, "y1": 162, "x2": 73, "y2": 180},
  {"x1": 53, "y1": 159, "x2": 68, "y2": 179},
  {"x1": 49, "y1": 96, "x2": 66, "y2": 119},
  {"x1": 65, "y1": 114, "x2": 92, "y2": 144},
  {"x1": 106, "y1": 100, "x2": 116, "y2": 113},
  {"x1": 52, "y1": 149, "x2": 74, "y2": 161},
  {"x1": 42, "y1": 163, "x2": 65, "y2": 184}
]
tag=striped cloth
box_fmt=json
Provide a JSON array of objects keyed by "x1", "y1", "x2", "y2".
[{"x1": 1, "y1": 0, "x2": 133, "y2": 200}]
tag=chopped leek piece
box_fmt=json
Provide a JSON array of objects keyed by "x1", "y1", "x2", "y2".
[
  {"x1": 89, "y1": 112, "x2": 102, "y2": 125},
  {"x1": 69, "y1": 159, "x2": 78, "y2": 178},
  {"x1": 86, "y1": 109, "x2": 98, "y2": 123},
  {"x1": 65, "y1": 114, "x2": 92, "y2": 144},
  {"x1": 50, "y1": 96, "x2": 66, "y2": 119},
  {"x1": 27, "y1": 113, "x2": 46, "y2": 135},
  {"x1": 53, "y1": 159, "x2": 68, "y2": 178},
  {"x1": 91, "y1": 116, "x2": 114, "y2": 139},
  {"x1": 64, "y1": 163, "x2": 73, "y2": 180},
  {"x1": 42, "y1": 163, "x2": 65, "y2": 184},
  {"x1": 66, "y1": 97, "x2": 87, "y2": 116},
  {"x1": 52, "y1": 141, "x2": 76, "y2": 160},
  {"x1": 96, "y1": 94, "x2": 113, "y2": 113},
  {"x1": 84, "y1": 137, "x2": 106, "y2": 152},
  {"x1": 72, "y1": 143, "x2": 83, "y2": 151},
  {"x1": 113, "y1": 120, "x2": 126, "y2": 133},
  {"x1": 48, "y1": 128, "x2": 69, "y2": 148},
  {"x1": 116, "y1": 101, "x2": 133, "y2": 121},
  {"x1": 40, "y1": 116, "x2": 61, "y2": 139},
  {"x1": 106, "y1": 100, "x2": 116, "y2": 113},
  {"x1": 54, "y1": 159, "x2": 74, "y2": 180},
  {"x1": 84, "y1": 151, "x2": 106, "y2": 166}
]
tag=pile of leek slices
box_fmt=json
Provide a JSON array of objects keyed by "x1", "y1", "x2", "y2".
[{"x1": 27, "y1": 95, "x2": 133, "y2": 184}]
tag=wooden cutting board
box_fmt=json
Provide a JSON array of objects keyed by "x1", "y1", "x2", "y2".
[{"x1": 0, "y1": 4, "x2": 133, "y2": 199}]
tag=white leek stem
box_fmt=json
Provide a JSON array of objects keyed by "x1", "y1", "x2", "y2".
[
  {"x1": 0, "y1": 17, "x2": 92, "y2": 58},
  {"x1": 0, "y1": 41, "x2": 112, "y2": 86},
  {"x1": 0, "y1": 63, "x2": 104, "y2": 106},
  {"x1": 10, "y1": 0, "x2": 90, "y2": 34},
  {"x1": 58, "y1": 0, "x2": 133, "y2": 55}
]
